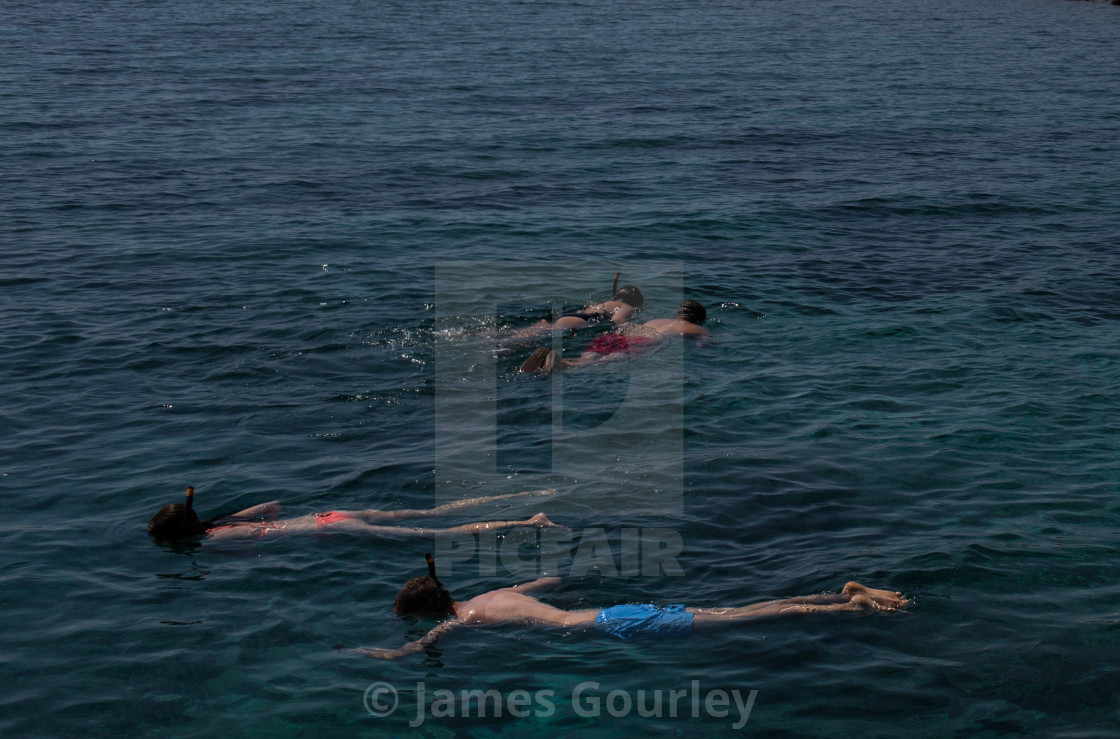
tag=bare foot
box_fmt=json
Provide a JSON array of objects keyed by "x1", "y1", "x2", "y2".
[
  {"x1": 842, "y1": 582, "x2": 909, "y2": 610},
  {"x1": 464, "y1": 489, "x2": 556, "y2": 504},
  {"x1": 540, "y1": 349, "x2": 560, "y2": 374},
  {"x1": 845, "y1": 593, "x2": 877, "y2": 611},
  {"x1": 519, "y1": 347, "x2": 552, "y2": 373},
  {"x1": 526, "y1": 513, "x2": 565, "y2": 529}
]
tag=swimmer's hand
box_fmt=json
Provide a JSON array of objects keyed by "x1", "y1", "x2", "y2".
[
  {"x1": 517, "y1": 488, "x2": 558, "y2": 498},
  {"x1": 526, "y1": 513, "x2": 566, "y2": 529},
  {"x1": 343, "y1": 644, "x2": 423, "y2": 660},
  {"x1": 342, "y1": 621, "x2": 457, "y2": 660}
]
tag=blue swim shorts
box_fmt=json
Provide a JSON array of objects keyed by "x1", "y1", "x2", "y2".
[{"x1": 594, "y1": 603, "x2": 694, "y2": 640}]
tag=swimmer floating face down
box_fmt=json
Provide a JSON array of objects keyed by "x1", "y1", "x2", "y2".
[
  {"x1": 518, "y1": 299, "x2": 710, "y2": 374},
  {"x1": 348, "y1": 555, "x2": 909, "y2": 660},
  {"x1": 145, "y1": 487, "x2": 562, "y2": 543}
]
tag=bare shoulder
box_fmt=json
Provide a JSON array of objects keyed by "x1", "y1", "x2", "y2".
[
  {"x1": 664, "y1": 318, "x2": 709, "y2": 336},
  {"x1": 608, "y1": 302, "x2": 634, "y2": 322},
  {"x1": 454, "y1": 591, "x2": 503, "y2": 624}
]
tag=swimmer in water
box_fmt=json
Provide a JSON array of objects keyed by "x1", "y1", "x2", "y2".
[
  {"x1": 146, "y1": 487, "x2": 561, "y2": 542},
  {"x1": 505, "y1": 283, "x2": 646, "y2": 342},
  {"x1": 342, "y1": 555, "x2": 908, "y2": 660},
  {"x1": 519, "y1": 299, "x2": 709, "y2": 374}
]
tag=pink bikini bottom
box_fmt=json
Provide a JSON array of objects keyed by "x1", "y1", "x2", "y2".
[{"x1": 316, "y1": 511, "x2": 357, "y2": 527}]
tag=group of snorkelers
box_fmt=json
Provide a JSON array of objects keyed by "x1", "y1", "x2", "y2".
[
  {"x1": 147, "y1": 278, "x2": 907, "y2": 659},
  {"x1": 510, "y1": 277, "x2": 710, "y2": 374}
]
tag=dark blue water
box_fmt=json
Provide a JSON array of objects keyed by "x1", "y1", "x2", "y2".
[{"x1": 3, "y1": 0, "x2": 1120, "y2": 735}]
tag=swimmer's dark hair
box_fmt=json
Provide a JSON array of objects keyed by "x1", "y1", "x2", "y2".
[
  {"x1": 615, "y1": 285, "x2": 645, "y2": 308},
  {"x1": 394, "y1": 576, "x2": 455, "y2": 617},
  {"x1": 147, "y1": 502, "x2": 212, "y2": 541},
  {"x1": 676, "y1": 300, "x2": 706, "y2": 325}
]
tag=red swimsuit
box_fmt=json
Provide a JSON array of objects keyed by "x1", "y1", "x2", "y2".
[
  {"x1": 315, "y1": 511, "x2": 357, "y2": 527},
  {"x1": 587, "y1": 334, "x2": 655, "y2": 356}
]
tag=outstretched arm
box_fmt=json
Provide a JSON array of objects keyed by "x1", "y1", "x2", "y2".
[
  {"x1": 507, "y1": 576, "x2": 563, "y2": 594},
  {"x1": 227, "y1": 501, "x2": 283, "y2": 519},
  {"x1": 347, "y1": 620, "x2": 461, "y2": 661}
]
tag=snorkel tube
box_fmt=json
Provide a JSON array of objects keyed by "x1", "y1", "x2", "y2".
[
  {"x1": 181, "y1": 486, "x2": 195, "y2": 536},
  {"x1": 612, "y1": 272, "x2": 621, "y2": 300},
  {"x1": 425, "y1": 552, "x2": 441, "y2": 586}
]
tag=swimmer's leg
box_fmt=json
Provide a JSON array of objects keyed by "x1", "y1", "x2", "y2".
[
  {"x1": 689, "y1": 582, "x2": 908, "y2": 625},
  {"x1": 522, "y1": 347, "x2": 627, "y2": 374},
  {"x1": 558, "y1": 350, "x2": 634, "y2": 371},
  {"x1": 507, "y1": 320, "x2": 555, "y2": 343},
  {"x1": 339, "y1": 513, "x2": 565, "y2": 537},
  {"x1": 559, "y1": 352, "x2": 603, "y2": 369},
  {"x1": 353, "y1": 489, "x2": 557, "y2": 522},
  {"x1": 522, "y1": 347, "x2": 624, "y2": 374},
  {"x1": 507, "y1": 316, "x2": 589, "y2": 344}
]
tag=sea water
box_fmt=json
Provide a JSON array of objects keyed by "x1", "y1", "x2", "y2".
[{"x1": 2, "y1": 0, "x2": 1119, "y2": 735}]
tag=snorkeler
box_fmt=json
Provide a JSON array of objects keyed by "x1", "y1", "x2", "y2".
[
  {"x1": 146, "y1": 487, "x2": 561, "y2": 542},
  {"x1": 519, "y1": 299, "x2": 709, "y2": 374},
  {"x1": 505, "y1": 274, "x2": 646, "y2": 342},
  {"x1": 343, "y1": 555, "x2": 908, "y2": 660}
]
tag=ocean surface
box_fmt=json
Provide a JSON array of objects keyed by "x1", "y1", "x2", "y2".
[{"x1": 2, "y1": 0, "x2": 1119, "y2": 735}]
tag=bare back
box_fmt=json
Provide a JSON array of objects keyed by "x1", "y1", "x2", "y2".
[
  {"x1": 454, "y1": 589, "x2": 598, "y2": 630},
  {"x1": 623, "y1": 318, "x2": 709, "y2": 339}
]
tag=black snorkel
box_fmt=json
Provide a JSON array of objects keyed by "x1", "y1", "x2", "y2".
[
  {"x1": 181, "y1": 486, "x2": 195, "y2": 537},
  {"x1": 425, "y1": 552, "x2": 441, "y2": 586},
  {"x1": 612, "y1": 272, "x2": 620, "y2": 300}
]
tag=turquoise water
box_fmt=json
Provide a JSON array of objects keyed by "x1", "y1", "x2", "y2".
[{"x1": 3, "y1": 0, "x2": 1120, "y2": 735}]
